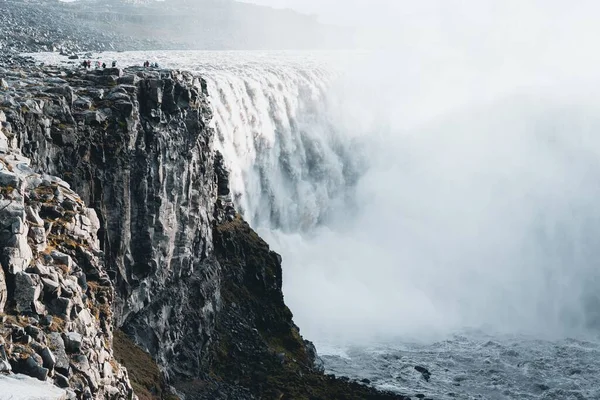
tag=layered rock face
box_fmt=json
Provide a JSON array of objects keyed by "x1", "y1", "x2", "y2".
[
  {"x1": 2, "y1": 62, "x2": 220, "y2": 383},
  {"x1": 0, "y1": 109, "x2": 133, "y2": 398}
]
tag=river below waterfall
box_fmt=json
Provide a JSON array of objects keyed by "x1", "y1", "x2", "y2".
[{"x1": 318, "y1": 332, "x2": 600, "y2": 400}]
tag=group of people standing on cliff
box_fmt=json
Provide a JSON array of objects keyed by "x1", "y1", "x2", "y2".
[
  {"x1": 143, "y1": 60, "x2": 159, "y2": 68},
  {"x1": 81, "y1": 60, "x2": 117, "y2": 69},
  {"x1": 80, "y1": 59, "x2": 159, "y2": 69}
]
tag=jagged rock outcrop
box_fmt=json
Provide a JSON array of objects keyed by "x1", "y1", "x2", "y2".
[
  {"x1": 175, "y1": 214, "x2": 408, "y2": 400},
  {"x1": 0, "y1": 110, "x2": 133, "y2": 398},
  {"x1": 2, "y1": 62, "x2": 219, "y2": 384},
  {"x1": 1, "y1": 60, "x2": 408, "y2": 399}
]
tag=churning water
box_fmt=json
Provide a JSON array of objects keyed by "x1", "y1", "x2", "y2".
[{"x1": 33, "y1": 50, "x2": 600, "y2": 399}]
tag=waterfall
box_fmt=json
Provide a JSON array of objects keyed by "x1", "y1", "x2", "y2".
[
  {"x1": 201, "y1": 53, "x2": 600, "y2": 344},
  {"x1": 32, "y1": 50, "x2": 600, "y2": 344},
  {"x1": 204, "y1": 58, "x2": 365, "y2": 232}
]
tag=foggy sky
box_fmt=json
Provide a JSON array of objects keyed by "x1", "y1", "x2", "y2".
[{"x1": 240, "y1": 0, "x2": 399, "y2": 26}]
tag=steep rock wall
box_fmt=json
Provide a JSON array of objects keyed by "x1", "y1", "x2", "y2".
[
  {"x1": 0, "y1": 108, "x2": 133, "y2": 398},
  {"x1": 2, "y1": 64, "x2": 220, "y2": 382}
]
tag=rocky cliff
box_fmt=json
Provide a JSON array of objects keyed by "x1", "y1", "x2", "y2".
[
  {"x1": 0, "y1": 60, "x2": 406, "y2": 399},
  {"x1": 0, "y1": 107, "x2": 134, "y2": 398}
]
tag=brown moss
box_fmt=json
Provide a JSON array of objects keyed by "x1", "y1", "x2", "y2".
[
  {"x1": 0, "y1": 185, "x2": 15, "y2": 196},
  {"x1": 109, "y1": 358, "x2": 120, "y2": 372},
  {"x1": 86, "y1": 281, "x2": 112, "y2": 324},
  {"x1": 113, "y1": 329, "x2": 167, "y2": 400},
  {"x1": 214, "y1": 213, "x2": 243, "y2": 233},
  {"x1": 3, "y1": 315, "x2": 24, "y2": 327},
  {"x1": 33, "y1": 185, "x2": 54, "y2": 197},
  {"x1": 48, "y1": 316, "x2": 66, "y2": 333},
  {"x1": 207, "y1": 215, "x2": 407, "y2": 400},
  {"x1": 87, "y1": 280, "x2": 100, "y2": 292}
]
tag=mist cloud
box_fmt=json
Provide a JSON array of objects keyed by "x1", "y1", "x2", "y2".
[{"x1": 241, "y1": 1, "x2": 600, "y2": 344}]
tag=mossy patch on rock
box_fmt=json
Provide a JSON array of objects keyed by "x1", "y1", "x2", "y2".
[
  {"x1": 113, "y1": 329, "x2": 173, "y2": 400},
  {"x1": 173, "y1": 216, "x2": 408, "y2": 400}
]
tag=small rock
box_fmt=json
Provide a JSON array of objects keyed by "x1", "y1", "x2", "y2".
[
  {"x1": 40, "y1": 315, "x2": 53, "y2": 327},
  {"x1": 49, "y1": 333, "x2": 70, "y2": 376},
  {"x1": 0, "y1": 266, "x2": 6, "y2": 313},
  {"x1": 51, "y1": 297, "x2": 72, "y2": 319},
  {"x1": 40, "y1": 347, "x2": 56, "y2": 370},
  {"x1": 24, "y1": 325, "x2": 43, "y2": 342},
  {"x1": 54, "y1": 372, "x2": 70, "y2": 388},
  {"x1": 415, "y1": 365, "x2": 431, "y2": 382},
  {"x1": 276, "y1": 352, "x2": 286, "y2": 364},
  {"x1": 63, "y1": 332, "x2": 82, "y2": 353}
]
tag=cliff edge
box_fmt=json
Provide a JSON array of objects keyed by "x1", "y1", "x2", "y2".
[{"x1": 0, "y1": 60, "x2": 406, "y2": 399}]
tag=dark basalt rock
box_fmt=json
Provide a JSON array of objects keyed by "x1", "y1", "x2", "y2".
[
  {"x1": 171, "y1": 215, "x2": 409, "y2": 399},
  {"x1": 415, "y1": 365, "x2": 432, "y2": 382}
]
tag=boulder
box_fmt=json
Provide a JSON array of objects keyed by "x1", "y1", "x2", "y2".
[
  {"x1": 24, "y1": 325, "x2": 43, "y2": 342},
  {"x1": 50, "y1": 250, "x2": 73, "y2": 269},
  {"x1": 24, "y1": 355, "x2": 49, "y2": 381},
  {"x1": 40, "y1": 315, "x2": 53, "y2": 327},
  {"x1": 25, "y1": 206, "x2": 44, "y2": 227},
  {"x1": 415, "y1": 366, "x2": 431, "y2": 382},
  {"x1": 63, "y1": 332, "x2": 82, "y2": 353},
  {"x1": 0, "y1": 344, "x2": 11, "y2": 372},
  {"x1": 41, "y1": 277, "x2": 61, "y2": 297},
  {"x1": 28, "y1": 226, "x2": 46, "y2": 244},
  {"x1": 13, "y1": 272, "x2": 42, "y2": 314},
  {"x1": 48, "y1": 333, "x2": 70, "y2": 376},
  {"x1": 2, "y1": 241, "x2": 33, "y2": 275},
  {"x1": 54, "y1": 372, "x2": 69, "y2": 388},
  {"x1": 71, "y1": 354, "x2": 97, "y2": 391},
  {"x1": 40, "y1": 347, "x2": 56, "y2": 370},
  {"x1": 51, "y1": 297, "x2": 72, "y2": 319},
  {"x1": 12, "y1": 354, "x2": 49, "y2": 382}
]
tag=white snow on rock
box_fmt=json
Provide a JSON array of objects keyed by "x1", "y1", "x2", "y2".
[{"x1": 0, "y1": 374, "x2": 67, "y2": 400}]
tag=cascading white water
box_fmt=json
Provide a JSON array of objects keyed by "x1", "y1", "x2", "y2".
[
  {"x1": 204, "y1": 59, "x2": 365, "y2": 232},
  {"x1": 200, "y1": 54, "x2": 600, "y2": 345}
]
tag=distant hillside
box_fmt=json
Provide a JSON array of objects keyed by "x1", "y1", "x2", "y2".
[{"x1": 0, "y1": 0, "x2": 354, "y2": 53}]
